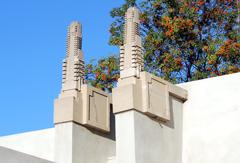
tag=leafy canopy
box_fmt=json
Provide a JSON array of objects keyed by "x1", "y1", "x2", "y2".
[{"x1": 87, "y1": 0, "x2": 240, "y2": 92}]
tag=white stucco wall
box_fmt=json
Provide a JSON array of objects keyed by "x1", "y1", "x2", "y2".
[
  {"x1": 55, "y1": 122, "x2": 116, "y2": 163},
  {"x1": 179, "y1": 72, "x2": 240, "y2": 163},
  {"x1": 0, "y1": 128, "x2": 54, "y2": 161},
  {"x1": 0, "y1": 73, "x2": 239, "y2": 163},
  {"x1": 115, "y1": 96, "x2": 184, "y2": 163}
]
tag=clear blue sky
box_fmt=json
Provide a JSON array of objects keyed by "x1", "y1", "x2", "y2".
[{"x1": 0, "y1": 0, "x2": 124, "y2": 136}]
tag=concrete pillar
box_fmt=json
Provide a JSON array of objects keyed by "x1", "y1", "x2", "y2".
[
  {"x1": 113, "y1": 72, "x2": 187, "y2": 163},
  {"x1": 120, "y1": 7, "x2": 144, "y2": 79},
  {"x1": 55, "y1": 121, "x2": 116, "y2": 163},
  {"x1": 113, "y1": 6, "x2": 188, "y2": 162},
  {"x1": 115, "y1": 100, "x2": 184, "y2": 163},
  {"x1": 54, "y1": 122, "x2": 76, "y2": 163},
  {"x1": 54, "y1": 21, "x2": 115, "y2": 163}
]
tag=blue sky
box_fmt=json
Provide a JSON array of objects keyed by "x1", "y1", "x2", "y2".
[{"x1": 0, "y1": 0, "x2": 124, "y2": 136}]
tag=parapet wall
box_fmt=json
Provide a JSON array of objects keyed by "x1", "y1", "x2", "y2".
[
  {"x1": 55, "y1": 122, "x2": 115, "y2": 163},
  {"x1": 0, "y1": 128, "x2": 54, "y2": 161},
  {"x1": 115, "y1": 96, "x2": 184, "y2": 163},
  {"x1": 0, "y1": 73, "x2": 239, "y2": 163},
  {"x1": 179, "y1": 72, "x2": 240, "y2": 163}
]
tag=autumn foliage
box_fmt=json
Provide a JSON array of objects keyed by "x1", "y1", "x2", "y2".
[
  {"x1": 85, "y1": 56, "x2": 120, "y2": 92},
  {"x1": 87, "y1": 0, "x2": 239, "y2": 91}
]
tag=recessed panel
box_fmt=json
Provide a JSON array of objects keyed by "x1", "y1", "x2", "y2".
[
  {"x1": 86, "y1": 88, "x2": 110, "y2": 132},
  {"x1": 148, "y1": 78, "x2": 170, "y2": 121}
]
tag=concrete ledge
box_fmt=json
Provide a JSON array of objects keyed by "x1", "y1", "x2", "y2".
[
  {"x1": 54, "y1": 84, "x2": 111, "y2": 132},
  {"x1": 140, "y1": 72, "x2": 188, "y2": 101},
  {"x1": 54, "y1": 96, "x2": 82, "y2": 124},
  {"x1": 113, "y1": 81, "x2": 142, "y2": 113},
  {"x1": 113, "y1": 71, "x2": 188, "y2": 121}
]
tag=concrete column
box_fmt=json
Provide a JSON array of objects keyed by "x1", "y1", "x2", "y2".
[
  {"x1": 115, "y1": 97, "x2": 184, "y2": 163},
  {"x1": 113, "y1": 72, "x2": 187, "y2": 163},
  {"x1": 55, "y1": 122, "x2": 76, "y2": 163},
  {"x1": 113, "y1": 5, "x2": 187, "y2": 163},
  {"x1": 55, "y1": 121, "x2": 116, "y2": 163},
  {"x1": 54, "y1": 21, "x2": 116, "y2": 163}
]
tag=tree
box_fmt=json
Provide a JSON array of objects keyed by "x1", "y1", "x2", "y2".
[
  {"x1": 87, "y1": 0, "x2": 240, "y2": 91},
  {"x1": 85, "y1": 55, "x2": 120, "y2": 92}
]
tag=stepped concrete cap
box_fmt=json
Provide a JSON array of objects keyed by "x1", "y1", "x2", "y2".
[
  {"x1": 120, "y1": 6, "x2": 144, "y2": 78},
  {"x1": 113, "y1": 71, "x2": 187, "y2": 121},
  {"x1": 54, "y1": 22, "x2": 111, "y2": 132},
  {"x1": 62, "y1": 21, "x2": 84, "y2": 91},
  {"x1": 54, "y1": 84, "x2": 111, "y2": 132}
]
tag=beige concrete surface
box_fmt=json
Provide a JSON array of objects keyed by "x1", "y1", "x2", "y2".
[
  {"x1": 120, "y1": 7, "x2": 144, "y2": 78},
  {"x1": 54, "y1": 84, "x2": 110, "y2": 132},
  {"x1": 113, "y1": 71, "x2": 187, "y2": 121},
  {"x1": 62, "y1": 21, "x2": 84, "y2": 91},
  {"x1": 55, "y1": 21, "x2": 111, "y2": 132},
  {"x1": 81, "y1": 85, "x2": 110, "y2": 132}
]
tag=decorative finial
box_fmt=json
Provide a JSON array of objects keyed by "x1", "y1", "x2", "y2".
[
  {"x1": 62, "y1": 21, "x2": 85, "y2": 91},
  {"x1": 120, "y1": 7, "x2": 144, "y2": 79}
]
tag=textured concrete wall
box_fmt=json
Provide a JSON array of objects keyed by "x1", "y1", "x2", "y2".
[
  {"x1": 0, "y1": 128, "x2": 54, "y2": 161},
  {"x1": 55, "y1": 122, "x2": 116, "y2": 163},
  {"x1": 115, "y1": 96, "x2": 183, "y2": 163},
  {"x1": 179, "y1": 72, "x2": 240, "y2": 163}
]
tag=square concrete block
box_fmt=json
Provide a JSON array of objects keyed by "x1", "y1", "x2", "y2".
[
  {"x1": 81, "y1": 85, "x2": 110, "y2": 132},
  {"x1": 140, "y1": 72, "x2": 170, "y2": 121},
  {"x1": 112, "y1": 82, "x2": 142, "y2": 113},
  {"x1": 113, "y1": 71, "x2": 187, "y2": 121},
  {"x1": 54, "y1": 84, "x2": 110, "y2": 132},
  {"x1": 54, "y1": 96, "x2": 83, "y2": 124}
]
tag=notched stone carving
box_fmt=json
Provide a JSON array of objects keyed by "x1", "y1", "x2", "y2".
[
  {"x1": 120, "y1": 7, "x2": 144, "y2": 79},
  {"x1": 54, "y1": 21, "x2": 110, "y2": 132}
]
